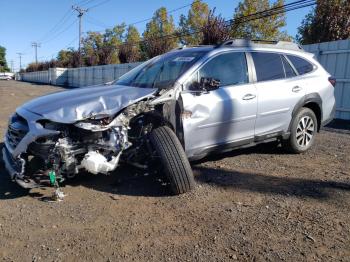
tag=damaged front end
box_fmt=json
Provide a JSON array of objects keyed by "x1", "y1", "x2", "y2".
[
  {"x1": 3, "y1": 48, "x2": 204, "y2": 192},
  {"x1": 2, "y1": 89, "x2": 157, "y2": 189}
]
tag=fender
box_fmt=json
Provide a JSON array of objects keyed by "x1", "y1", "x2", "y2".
[{"x1": 289, "y1": 93, "x2": 323, "y2": 132}]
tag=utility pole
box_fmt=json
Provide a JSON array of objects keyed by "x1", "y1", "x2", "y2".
[
  {"x1": 31, "y1": 42, "x2": 41, "y2": 64},
  {"x1": 10, "y1": 60, "x2": 14, "y2": 72},
  {"x1": 16, "y1": 52, "x2": 24, "y2": 71},
  {"x1": 72, "y1": 5, "x2": 88, "y2": 66}
]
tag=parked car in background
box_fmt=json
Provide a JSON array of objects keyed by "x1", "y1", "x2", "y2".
[
  {"x1": 2, "y1": 39, "x2": 336, "y2": 195},
  {"x1": 0, "y1": 72, "x2": 13, "y2": 80}
]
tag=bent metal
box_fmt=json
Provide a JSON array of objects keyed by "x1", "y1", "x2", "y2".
[{"x1": 3, "y1": 39, "x2": 335, "y2": 195}]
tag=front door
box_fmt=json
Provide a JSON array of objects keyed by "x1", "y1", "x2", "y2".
[{"x1": 180, "y1": 51, "x2": 257, "y2": 158}]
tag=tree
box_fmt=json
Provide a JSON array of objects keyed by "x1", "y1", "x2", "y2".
[
  {"x1": 297, "y1": 0, "x2": 350, "y2": 44},
  {"x1": 178, "y1": 0, "x2": 209, "y2": 45},
  {"x1": 143, "y1": 7, "x2": 177, "y2": 59},
  {"x1": 57, "y1": 48, "x2": 80, "y2": 68},
  {"x1": 119, "y1": 25, "x2": 141, "y2": 63},
  {"x1": 231, "y1": 0, "x2": 290, "y2": 40},
  {"x1": 201, "y1": 9, "x2": 231, "y2": 45},
  {"x1": 0, "y1": 46, "x2": 10, "y2": 72},
  {"x1": 82, "y1": 32, "x2": 102, "y2": 66},
  {"x1": 82, "y1": 23, "x2": 126, "y2": 66},
  {"x1": 25, "y1": 60, "x2": 57, "y2": 72}
]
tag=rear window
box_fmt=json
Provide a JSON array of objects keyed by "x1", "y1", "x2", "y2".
[
  {"x1": 282, "y1": 56, "x2": 296, "y2": 78},
  {"x1": 287, "y1": 55, "x2": 314, "y2": 75},
  {"x1": 251, "y1": 52, "x2": 285, "y2": 81}
]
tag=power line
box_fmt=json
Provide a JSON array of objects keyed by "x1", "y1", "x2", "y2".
[
  {"x1": 233, "y1": 0, "x2": 315, "y2": 23},
  {"x1": 35, "y1": 0, "x2": 315, "y2": 66},
  {"x1": 75, "y1": 0, "x2": 96, "y2": 6},
  {"x1": 149, "y1": 0, "x2": 317, "y2": 45},
  {"x1": 129, "y1": 2, "x2": 195, "y2": 27},
  {"x1": 40, "y1": 35, "x2": 80, "y2": 61},
  {"x1": 85, "y1": 14, "x2": 110, "y2": 28},
  {"x1": 41, "y1": 19, "x2": 77, "y2": 44},
  {"x1": 88, "y1": 1, "x2": 196, "y2": 34},
  {"x1": 94, "y1": 0, "x2": 316, "y2": 60},
  {"x1": 86, "y1": 0, "x2": 113, "y2": 10},
  {"x1": 39, "y1": 8, "x2": 73, "y2": 43}
]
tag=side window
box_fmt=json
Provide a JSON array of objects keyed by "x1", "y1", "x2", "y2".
[
  {"x1": 198, "y1": 52, "x2": 248, "y2": 87},
  {"x1": 282, "y1": 56, "x2": 296, "y2": 78},
  {"x1": 251, "y1": 52, "x2": 285, "y2": 81},
  {"x1": 287, "y1": 55, "x2": 314, "y2": 75}
]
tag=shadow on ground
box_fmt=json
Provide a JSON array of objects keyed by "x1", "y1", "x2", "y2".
[
  {"x1": 324, "y1": 119, "x2": 350, "y2": 135},
  {"x1": 194, "y1": 165, "x2": 350, "y2": 199},
  {"x1": 1, "y1": 141, "x2": 349, "y2": 201},
  {"x1": 66, "y1": 166, "x2": 171, "y2": 197}
]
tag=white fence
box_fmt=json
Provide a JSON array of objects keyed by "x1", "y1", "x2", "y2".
[
  {"x1": 303, "y1": 39, "x2": 350, "y2": 120},
  {"x1": 19, "y1": 63, "x2": 141, "y2": 88},
  {"x1": 19, "y1": 39, "x2": 350, "y2": 120}
]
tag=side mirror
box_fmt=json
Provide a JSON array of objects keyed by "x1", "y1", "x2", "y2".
[{"x1": 200, "y1": 77, "x2": 220, "y2": 91}]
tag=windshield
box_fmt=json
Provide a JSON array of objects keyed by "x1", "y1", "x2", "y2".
[{"x1": 115, "y1": 50, "x2": 206, "y2": 89}]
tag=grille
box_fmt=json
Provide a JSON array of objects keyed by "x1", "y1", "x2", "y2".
[{"x1": 6, "y1": 114, "x2": 29, "y2": 149}]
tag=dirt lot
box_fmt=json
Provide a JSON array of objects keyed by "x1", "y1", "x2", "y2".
[{"x1": 0, "y1": 80, "x2": 349, "y2": 261}]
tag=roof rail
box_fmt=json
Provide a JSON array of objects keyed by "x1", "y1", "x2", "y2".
[
  {"x1": 172, "y1": 44, "x2": 213, "y2": 51},
  {"x1": 216, "y1": 39, "x2": 304, "y2": 52}
]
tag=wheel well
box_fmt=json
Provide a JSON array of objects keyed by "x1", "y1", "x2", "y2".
[
  {"x1": 303, "y1": 102, "x2": 321, "y2": 131},
  {"x1": 143, "y1": 111, "x2": 175, "y2": 131}
]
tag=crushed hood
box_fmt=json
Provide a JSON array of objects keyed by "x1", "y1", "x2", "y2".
[{"x1": 19, "y1": 84, "x2": 157, "y2": 123}]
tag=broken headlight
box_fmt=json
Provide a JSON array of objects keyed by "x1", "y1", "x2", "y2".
[{"x1": 74, "y1": 117, "x2": 115, "y2": 132}]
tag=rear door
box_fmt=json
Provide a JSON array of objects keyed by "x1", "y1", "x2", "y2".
[
  {"x1": 251, "y1": 52, "x2": 306, "y2": 136},
  {"x1": 180, "y1": 51, "x2": 257, "y2": 157}
]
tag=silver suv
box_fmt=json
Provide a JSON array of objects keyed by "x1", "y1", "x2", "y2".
[{"x1": 2, "y1": 39, "x2": 335, "y2": 195}]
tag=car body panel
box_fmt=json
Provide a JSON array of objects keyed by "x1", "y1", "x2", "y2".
[
  {"x1": 20, "y1": 84, "x2": 157, "y2": 123},
  {"x1": 177, "y1": 46, "x2": 335, "y2": 158},
  {"x1": 254, "y1": 76, "x2": 307, "y2": 135},
  {"x1": 181, "y1": 83, "x2": 257, "y2": 158}
]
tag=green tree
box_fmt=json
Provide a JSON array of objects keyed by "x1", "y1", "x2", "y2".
[
  {"x1": 143, "y1": 7, "x2": 177, "y2": 58},
  {"x1": 119, "y1": 25, "x2": 141, "y2": 63},
  {"x1": 297, "y1": 0, "x2": 350, "y2": 44},
  {"x1": 57, "y1": 48, "x2": 80, "y2": 68},
  {"x1": 83, "y1": 23, "x2": 126, "y2": 66},
  {"x1": 178, "y1": 0, "x2": 209, "y2": 45},
  {"x1": 231, "y1": 0, "x2": 290, "y2": 40},
  {"x1": 0, "y1": 46, "x2": 10, "y2": 72}
]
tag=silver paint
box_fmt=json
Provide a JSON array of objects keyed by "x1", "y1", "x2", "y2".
[{"x1": 20, "y1": 84, "x2": 157, "y2": 123}]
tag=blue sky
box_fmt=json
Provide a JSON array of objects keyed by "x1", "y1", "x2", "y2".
[{"x1": 0, "y1": 0, "x2": 312, "y2": 71}]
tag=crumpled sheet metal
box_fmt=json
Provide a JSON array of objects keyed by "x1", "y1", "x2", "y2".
[{"x1": 19, "y1": 84, "x2": 157, "y2": 123}]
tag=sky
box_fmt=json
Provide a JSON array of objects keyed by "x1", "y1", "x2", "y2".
[{"x1": 0, "y1": 0, "x2": 313, "y2": 72}]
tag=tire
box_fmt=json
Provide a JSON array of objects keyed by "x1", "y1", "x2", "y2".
[
  {"x1": 283, "y1": 107, "x2": 318, "y2": 153},
  {"x1": 149, "y1": 126, "x2": 195, "y2": 195}
]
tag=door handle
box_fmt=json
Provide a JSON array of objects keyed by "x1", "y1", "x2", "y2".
[
  {"x1": 242, "y1": 94, "x2": 256, "y2": 100},
  {"x1": 292, "y1": 86, "x2": 302, "y2": 92}
]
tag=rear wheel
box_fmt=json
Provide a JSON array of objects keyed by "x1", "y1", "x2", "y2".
[
  {"x1": 283, "y1": 107, "x2": 317, "y2": 153},
  {"x1": 149, "y1": 126, "x2": 195, "y2": 195}
]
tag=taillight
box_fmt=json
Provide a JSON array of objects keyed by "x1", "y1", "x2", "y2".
[{"x1": 328, "y1": 76, "x2": 336, "y2": 87}]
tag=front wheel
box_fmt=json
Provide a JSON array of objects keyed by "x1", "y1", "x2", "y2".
[
  {"x1": 283, "y1": 107, "x2": 317, "y2": 153},
  {"x1": 149, "y1": 126, "x2": 195, "y2": 195}
]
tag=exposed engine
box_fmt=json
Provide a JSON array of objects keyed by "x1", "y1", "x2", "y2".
[{"x1": 26, "y1": 100, "x2": 154, "y2": 184}]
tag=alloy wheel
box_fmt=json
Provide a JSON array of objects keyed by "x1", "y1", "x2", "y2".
[{"x1": 296, "y1": 116, "x2": 315, "y2": 147}]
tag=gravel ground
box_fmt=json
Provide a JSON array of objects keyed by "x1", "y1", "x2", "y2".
[{"x1": 0, "y1": 80, "x2": 349, "y2": 262}]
